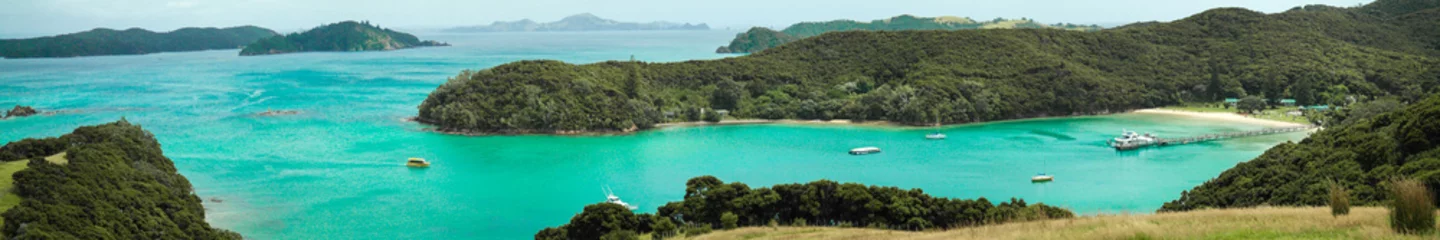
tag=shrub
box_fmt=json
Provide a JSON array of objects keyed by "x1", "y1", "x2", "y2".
[
  {"x1": 682, "y1": 224, "x2": 712, "y2": 237},
  {"x1": 1328, "y1": 179, "x2": 1351, "y2": 216},
  {"x1": 599, "y1": 230, "x2": 639, "y2": 240},
  {"x1": 720, "y1": 212, "x2": 739, "y2": 229},
  {"x1": 1389, "y1": 179, "x2": 1434, "y2": 234},
  {"x1": 792, "y1": 218, "x2": 807, "y2": 227}
]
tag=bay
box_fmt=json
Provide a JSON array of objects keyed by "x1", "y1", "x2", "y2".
[{"x1": 0, "y1": 30, "x2": 1306, "y2": 239}]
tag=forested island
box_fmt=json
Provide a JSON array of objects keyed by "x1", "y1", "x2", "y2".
[
  {"x1": 0, "y1": 120, "x2": 240, "y2": 239},
  {"x1": 444, "y1": 13, "x2": 708, "y2": 32},
  {"x1": 716, "y1": 15, "x2": 1103, "y2": 53},
  {"x1": 417, "y1": 1, "x2": 1439, "y2": 135},
  {"x1": 240, "y1": 21, "x2": 448, "y2": 56},
  {"x1": 536, "y1": 176, "x2": 1070, "y2": 239},
  {"x1": 0, "y1": 26, "x2": 276, "y2": 59}
]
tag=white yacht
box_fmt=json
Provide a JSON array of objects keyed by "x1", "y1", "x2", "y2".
[
  {"x1": 603, "y1": 187, "x2": 638, "y2": 210},
  {"x1": 849, "y1": 147, "x2": 882, "y2": 155},
  {"x1": 1109, "y1": 130, "x2": 1158, "y2": 150},
  {"x1": 925, "y1": 133, "x2": 946, "y2": 140}
]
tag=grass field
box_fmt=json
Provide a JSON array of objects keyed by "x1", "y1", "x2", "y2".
[
  {"x1": 0, "y1": 159, "x2": 29, "y2": 228},
  {"x1": 665, "y1": 207, "x2": 1439, "y2": 240},
  {"x1": 1162, "y1": 102, "x2": 1315, "y2": 124}
]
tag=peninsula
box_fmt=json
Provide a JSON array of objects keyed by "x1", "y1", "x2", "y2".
[
  {"x1": 444, "y1": 13, "x2": 709, "y2": 32},
  {"x1": 417, "y1": 2, "x2": 1439, "y2": 135},
  {"x1": 0, "y1": 120, "x2": 241, "y2": 239},
  {"x1": 240, "y1": 21, "x2": 448, "y2": 56},
  {"x1": 0, "y1": 26, "x2": 277, "y2": 58},
  {"x1": 716, "y1": 15, "x2": 1102, "y2": 53}
]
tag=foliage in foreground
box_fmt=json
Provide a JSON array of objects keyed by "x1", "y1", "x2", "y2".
[
  {"x1": 421, "y1": 1, "x2": 1440, "y2": 134},
  {"x1": 0, "y1": 120, "x2": 240, "y2": 239},
  {"x1": 1162, "y1": 95, "x2": 1440, "y2": 211},
  {"x1": 1389, "y1": 178, "x2": 1435, "y2": 234},
  {"x1": 536, "y1": 176, "x2": 1071, "y2": 239},
  {"x1": 240, "y1": 21, "x2": 447, "y2": 56}
]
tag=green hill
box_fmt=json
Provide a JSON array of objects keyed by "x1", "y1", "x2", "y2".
[
  {"x1": 417, "y1": 0, "x2": 1440, "y2": 135},
  {"x1": 0, "y1": 120, "x2": 239, "y2": 239},
  {"x1": 240, "y1": 21, "x2": 448, "y2": 56},
  {"x1": 0, "y1": 26, "x2": 276, "y2": 58},
  {"x1": 716, "y1": 15, "x2": 1103, "y2": 53}
]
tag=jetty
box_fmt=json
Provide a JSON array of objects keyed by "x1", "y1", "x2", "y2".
[{"x1": 1110, "y1": 126, "x2": 1315, "y2": 151}]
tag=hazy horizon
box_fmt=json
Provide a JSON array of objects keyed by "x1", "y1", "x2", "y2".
[{"x1": 2, "y1": 0, "x2": 1371, "y2": 38}]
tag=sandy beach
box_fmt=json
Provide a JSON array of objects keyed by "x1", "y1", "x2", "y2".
[{"x1": 1132, "y1": 109, "x2": 1308, "y2": 127}]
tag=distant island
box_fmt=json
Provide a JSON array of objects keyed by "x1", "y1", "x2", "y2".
[
  {"x1": 240, "y1": 21, "x2": 448, "y2": 56},
  {"x1": 444, "y1": 13, "x2": 709, "y2": 32},
  {"x1": 716, "y1": 15, "x2": 1102, "y2": 53},
  {"x1": 0, "y1": 26, "x2": 276, "y2": 59}
]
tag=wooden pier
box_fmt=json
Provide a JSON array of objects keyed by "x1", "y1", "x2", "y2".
[{"x1": 1112, "y1": 126, "x2": 1316, "y2": 151}]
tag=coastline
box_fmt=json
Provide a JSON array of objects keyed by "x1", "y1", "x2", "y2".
[
  {"x1": 1131, "y1": 109, "x2": 1308, "y2": 127},
  {"x1": 413, "y1": 108, "x2": 1311, "y2": 137}
]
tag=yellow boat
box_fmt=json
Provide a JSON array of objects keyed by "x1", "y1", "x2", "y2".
[{"x1": 406, "y1": 158, "x2": 430, "y2": 168}]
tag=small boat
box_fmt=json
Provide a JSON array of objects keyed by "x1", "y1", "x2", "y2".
[
  {"x1": 925, "y1": 133, "x2": 946, "y2": 140},
  {"x1": 603, "y1": 187, "x2": 638, "y2": 210},
  {"x1": 406, "y1": 157, "x2": 430, "y2": 168},
  {"x1": 849, "y1": 147, "x2": 882, "y2": 155},
  {"x1": 1031, "y1": 173, "x2": 1054, "y2": 182}
]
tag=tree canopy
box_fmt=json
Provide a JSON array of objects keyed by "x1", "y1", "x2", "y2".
[
  {"x1": 0, "y1": 120, "x2": 240, "y2": 239},
  {"x1": 420, "y1": 0, "x2": 1440, "y2": 134},
  {"x1": 537, "y1": 176, "x2": 1071, "y2": 239},
  {"x1": 1162, "y1": 94, "x2": 1440, "y2": 211},
  {"x1": 716, "y1": 15, "x2": 1103, "y2": 53}
]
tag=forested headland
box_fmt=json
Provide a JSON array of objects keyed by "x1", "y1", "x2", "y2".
[
  {"x1": 0, "y1": 120, "x2": 240, "y2": 239},
  {"x1": 240, "y1": 21, "x2": 448, "y2": 56},
  {"x1": 418, "y1": 0, "x2": 1440, "y2": 134},
  {"x1": 717, "y1": 15, "x2": 1102, "y2": 53},
  {"x1": 1161, "y1": 94, "x2": 1440, "y2": 211},
  {"x1": 535, "y1": 176, "x2": 1071, "y2": 239},
  {"x1": 0, "y1": 26, "x2": 276, "y2": 59}
]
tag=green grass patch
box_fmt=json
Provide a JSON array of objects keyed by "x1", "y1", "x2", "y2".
[{"x1": 0, "y1": 159, "x2": 30, "y2": 228}]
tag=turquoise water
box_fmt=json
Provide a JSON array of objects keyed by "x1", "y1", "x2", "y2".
[{"x1": 0, "y1": 31, "x2": 1307, "y2": 239}]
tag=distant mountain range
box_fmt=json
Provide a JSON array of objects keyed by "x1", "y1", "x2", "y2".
[
  {"x1": 240, "y1": 21, "x2": 448, "y2": 56},
  {"x1": 445, "y1": 13, "x2": 709, "y2": 32},
  {"x1": 0, "y1": 26, "x2": 277, "y2": 59},
  {"x1": 717, "y1": 15, "x2": 1103, "y2": 53}
]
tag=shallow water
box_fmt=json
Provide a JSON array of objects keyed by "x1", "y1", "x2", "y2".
[{"x1": 0, "y1": 30, "x2": 1308, "y2": 239}]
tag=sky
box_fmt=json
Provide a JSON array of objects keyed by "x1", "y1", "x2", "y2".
[{"x1": 0, "y1": 0, "x2": 1372, "y2": 38}]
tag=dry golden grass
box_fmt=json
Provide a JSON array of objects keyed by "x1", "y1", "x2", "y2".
[
  {"x1": 933, "y1": 16, "x2": 976, "y2": 24},
  {"x1": 671, "y1": 207, "x2": 1440, "y2": 240},
  {"x1": 43, "y1": 152, "x2": 67, "y2": 165}
]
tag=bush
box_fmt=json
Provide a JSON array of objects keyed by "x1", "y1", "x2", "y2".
[
  {"x1": 1389, "y1": 179, "x2": 1435, "y2": 234},
  {"x1": 649, "y1": 216, "x2": 676, "y2": 239},
  {"x1": 720, "y1": 212, "x2": 739, "y2": 229},
  {"x1": 792, "y1": 218, "x2": 807, "y2": 226},
  {"x1": 682, "y1": 224, "x2": 712, "y2": 237},
  {"x1": 1328, "y1": 179, "x2": 1351, "y2": 216},
  {"x1": 598, "y1": 230, "x2": 638, "y2": 240}
]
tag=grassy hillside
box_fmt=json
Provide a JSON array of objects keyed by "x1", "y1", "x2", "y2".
[
  {"x1": 670, "y1": 207, "x2": 1440, "y2": 240},
  {"x1": 717, "y1": 15, "x2": 1101, "y2": 53},
  {"x1": 0, "y1": 26, "x2": 277, "y2": 58},
  {"x1": 240, "y1": 21, "x2": 447, "y2": 56},
  {"x1": 419, "y1": 0, "x2": 1440, "y2": 134}
]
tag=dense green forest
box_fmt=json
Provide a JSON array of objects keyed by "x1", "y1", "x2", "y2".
[
  {"x1": 0, "y1": 26, "x2": 276, "y2": 58},
  {"x1": 716, "y1": 15, "x2": 1103, "y2": 53},
  {"x1": 0, "y1": 120, "x2": 240, "y2": 239},
  {"x1": 240, "y1": 21, "x2": 447, "y2": 56},
  {"x1": 419, "y1": 0, "x2": 1440, "y2": 134},
  {"x1": 1161, "y1": 94, "x2": 1440, "y2": 211},
  {"x1": 536, "y1": 176, "x2": 1071, "y2": 239}
]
